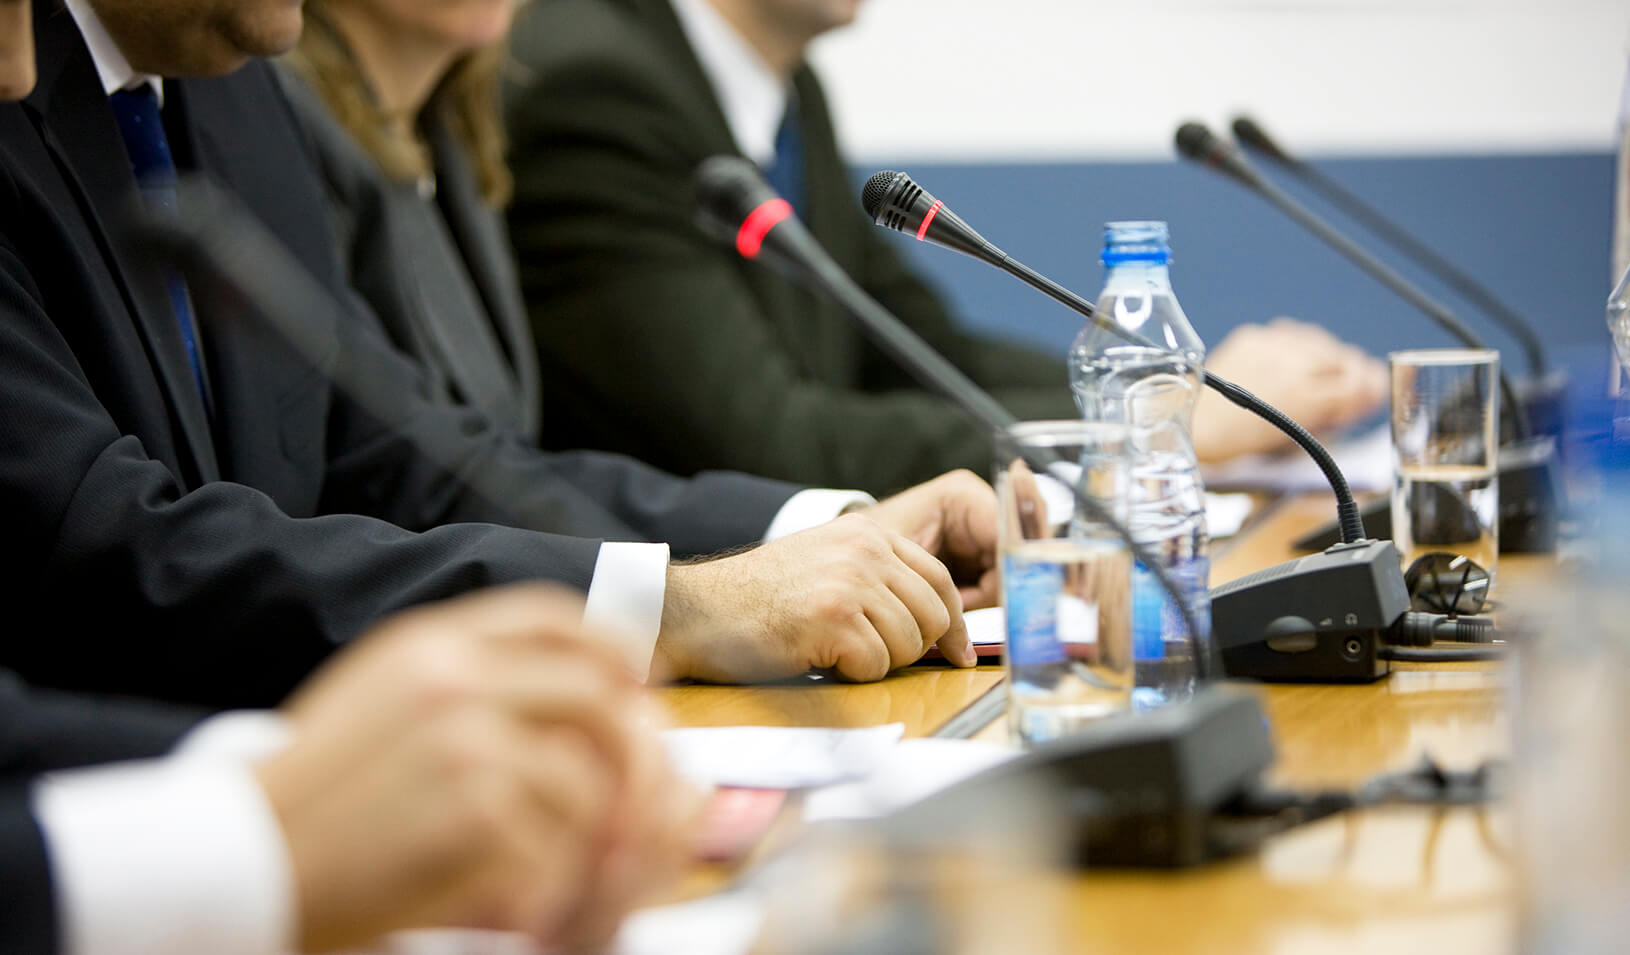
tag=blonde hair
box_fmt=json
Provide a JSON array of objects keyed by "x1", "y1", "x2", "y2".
[{"x1": 284, "y1": 7, "x2": 513, "y2": 207}]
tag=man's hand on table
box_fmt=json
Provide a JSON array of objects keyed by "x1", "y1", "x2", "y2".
[
  {"x1": 652, "y1": 471, "x2": 998, "y2": 683},
  {"x1": 859, "y1": 469, "x2": 1001, "y2": 611}
]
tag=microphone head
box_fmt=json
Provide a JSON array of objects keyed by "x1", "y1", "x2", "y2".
[
  {"x1": 861, "y1": 170, "x2": 905, "y2": 220},
  {"x1": 858, "y1": 169, "x2": 1000, "y2": 262},
  {"x1": 861, "y1": 169, "x2": 933, "y2": 235},
  {"x1": 694, "y1": 155, "x2": 781, "y2": 241},
  {"x1": 1230, "y1": 116, "x2": 1293, "y2": 164},
  {"x1": 1174, "y1": 122, "x2": 1224, "y2": 162},
  {"x1": 1174, "y1": 121, "x2": 1260, "y2": 188}
]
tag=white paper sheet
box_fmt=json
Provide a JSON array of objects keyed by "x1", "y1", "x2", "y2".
[
  {"x1": 964, "y1": 605, "x2": 1005, "y2": 647},
  {"x1": 803, "y1": 737, "x2": 1022, "y2": 822},
  {"x1": 608, "y1": 893, "x2": 764, "y2": 955},
  {"x1": 1205, "y1": 491, "x2": 1255, "y2": 538},
  {"x1": 660, "y1": 723, "x2": 906, "y2": 789}
]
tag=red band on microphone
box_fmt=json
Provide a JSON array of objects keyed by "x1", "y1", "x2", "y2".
[
  {"x1": 736, "y1": 199, "x2": 794, "y2": 259},
  {"x1": 915, "y1": 200, "x2": 944, "y2": 241}
]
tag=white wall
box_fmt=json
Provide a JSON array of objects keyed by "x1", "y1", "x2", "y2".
[{"x1": 808, "y1": 0, "x2": 1630, "y2": 161}]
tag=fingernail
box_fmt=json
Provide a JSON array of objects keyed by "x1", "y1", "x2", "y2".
[{"x1": 961, "y1": 633, "x2": 976, "y2": 666}]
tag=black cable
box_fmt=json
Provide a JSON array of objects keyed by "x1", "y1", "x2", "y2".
[
  {"x1": 1379, "y1": 646, "x2": 1504, "y2": 663},
  {"x1": 1201, "y1": 371, "x2": 1365, "y2": 542},
  {"x1": 1207, "y1": 757, "x2": 1502, "y2": 859}
]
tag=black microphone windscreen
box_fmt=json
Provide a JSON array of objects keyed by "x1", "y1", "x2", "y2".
[
  {"x1": 861, "y1": 171, "x2": 903, "y2": 220},
  {"x1": 1174, "y1": 122, "x2": 1218, "y2": 162},
  {"x1": 694, "y1": 155, "x2": 778, "y2": 233},
  {"x1": 1230, "y1": 117, "x2": 1290, "y2": 163}
]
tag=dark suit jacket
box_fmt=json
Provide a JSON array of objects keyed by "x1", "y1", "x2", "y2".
[
  {"x1": 0, "y1": 1, "x2": 798, "y2": 707},
  {"x1": 0, "y1": 670, "x2": 204, "y2": 954},
  {"x1": 505, "y1": 0, "x2": 1077, "y2": 497},
  {"x1": 278, "y1": 65, "x2": 543, "y2": 442}
]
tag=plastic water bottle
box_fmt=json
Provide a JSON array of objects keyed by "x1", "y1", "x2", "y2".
[
  {"x1": 1609, "y1": 260, "x2": 1630, "y2": 379},
  {"x1": 1068, "y1": 221, "x2": 1210, "y2": 707}
]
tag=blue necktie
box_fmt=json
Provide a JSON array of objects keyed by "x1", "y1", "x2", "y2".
[
  {"x1": 108, "y1": 86, "x2": 210, "y2": 409},
  {"x1": 763, "y1": 95, "x2": 806, "y2": 218}
]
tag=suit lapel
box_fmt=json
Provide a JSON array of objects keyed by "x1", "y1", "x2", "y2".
[
  {"x1": 25, "y1": 3, "x2": 220, "y2": 484},
  {"x1": 427, "y1": 118, "x2": 541, "y2": 438}
]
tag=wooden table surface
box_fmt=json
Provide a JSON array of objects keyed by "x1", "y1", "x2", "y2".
[{"x1": 659, "y1": 493, "x2": 1537, "y2": 954}]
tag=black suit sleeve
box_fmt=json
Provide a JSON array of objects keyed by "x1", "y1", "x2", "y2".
[
  {"x1": 0, "y1": 784, "x2": 56, "y2": 955},
  {"x1": 0, "y1": 78, "x2": 798, "y2": 706},
  {"x1": 0, "y1": 672, "x2": 203, "y2": 773},
  {"x1": 0, "y1": 240, "x2": 603, "y2": 706}
]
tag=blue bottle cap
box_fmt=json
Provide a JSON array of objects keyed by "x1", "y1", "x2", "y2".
[{"x1": 1102, "y1": 220, "x2": 1171, "y2": 265}]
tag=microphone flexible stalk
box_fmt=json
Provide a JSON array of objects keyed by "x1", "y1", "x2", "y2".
[
  {"x1": 860, "y1": 170, "x2": 1366, "y2": 544},
  {"x1": 1231, "y1": 116, "x2": 1547, "y2": 378},
  {"x1": 696, "y1": 157, "x2": 1215, "y2": 672},
  {"x1": 1174, "y1": 122, "x2": 1531, "y2": 440}
]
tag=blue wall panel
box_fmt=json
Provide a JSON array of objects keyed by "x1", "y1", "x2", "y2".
[{"x1": 861, "y1": 153, "x2": 1616, "y2": 380}]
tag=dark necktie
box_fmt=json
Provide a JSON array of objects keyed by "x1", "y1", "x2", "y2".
[
  {"x1": 108, "y1": 85, "x2": 210, "y2": 409},
  {"x1": 763, "y1": 95, "x2": 806, "y2": 218}
]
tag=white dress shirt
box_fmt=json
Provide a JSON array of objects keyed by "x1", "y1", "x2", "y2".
[
  {"x1": 63, "y1": 0, "x2": 162, "y2": 101},
  {"x1": 669, "y1": 0, "x2": 788, "y2": 168}
]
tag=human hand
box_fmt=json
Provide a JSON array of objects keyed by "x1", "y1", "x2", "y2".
[
  {"x1": 1192, "y1": 318, "x2": 1386, "y2": 462},
  {"x1": 256, "y1": 585, "x2": 698, "y2": 952},
  {"x1": 653, "y1": 512, "x2": 977, "y2": 683},
  {"x1": 855, "y1": 469, "x2": 999, "y2": 610}
]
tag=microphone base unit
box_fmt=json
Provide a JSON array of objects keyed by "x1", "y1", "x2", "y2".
[
  {"x1": 1292, "y1": 436, "x2": 1560, "y2": 555},
  {"x1": 1210, "y1": 540, "x2": 1409, "y2": 683},
  {"x1": 889, "y1": 688, "x2": 1277, "y2": 868}
]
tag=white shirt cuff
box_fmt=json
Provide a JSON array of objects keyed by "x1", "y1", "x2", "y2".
[
  {"x1": 33, "y1": 749, "x2": 296, "y2": 955},
  {"x1": 584, "y1": 541, "x2": 672, "y2": 682},
  {"x1": 763, "y1": 488, "x2": 875, "y2": 542},
  {"x1": 173, "y1": 710, "x2": 294, "y2": 763}
]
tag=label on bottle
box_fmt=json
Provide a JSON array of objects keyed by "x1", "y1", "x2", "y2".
[
  {"x1": 1001, "y1": 553, "x2": 1067, "y2": 666},
  {"x1": 1131, "y1": 556, "x2": 1211, "y2": 660}
]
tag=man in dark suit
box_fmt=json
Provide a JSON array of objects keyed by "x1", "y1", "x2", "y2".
[
  {"x1": 0, "y1": 0, "x2": 988, "y2": 708},
  {"x1": 506, "y1": 0, "x2": 1071, "y2": 495},
  {"x1": 0, "y1": 21, "x2": 689, "y2": 951},
  {"x1": 504, "y1": 0, "x2": 1387, "y2": 494}
]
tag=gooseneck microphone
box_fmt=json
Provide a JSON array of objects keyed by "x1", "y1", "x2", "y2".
[
  {"x1": 694, "y1": 156, "x2": 1213, "y2": 664},
  {"x1": 1172, "y1": 121, "x2": 1532, "y2": 441},
  {"x1": 851, "y1": 165, "x2": 1502, "y2": 682},
  {"x1": 862, "y1": 169, "x2": 1108, "y2": 343},
  {"x1": 861, "y1": 169, "x2": 1367, "y2": 545},
  {"x1": 1230, "y1": 116, "x2": 1547, "y2": 378}
]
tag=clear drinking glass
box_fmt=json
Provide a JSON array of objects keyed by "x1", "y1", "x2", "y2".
[
  {"x1": 995, "y1": 421, "x2": 1134, "y2": 747},
  {"x1": 1389, "y1": 349, "x2": 1500, "y2": 588}
]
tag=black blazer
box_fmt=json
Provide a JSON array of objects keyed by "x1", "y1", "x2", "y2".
[
  {"x1": 278, "y1": 65, "x2": 543, "y2": 442},
  {"x1": 505, "y1": 0, "x2": 1076, "y2": 496},
  {"x1": 0, "y1": 1, "x2": 798, "y2": 707},
  {"x1": 0, "y1": 670, "x2": 205, "y2": 954}
]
